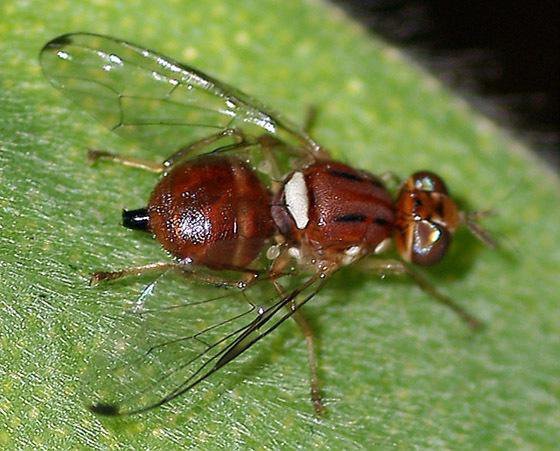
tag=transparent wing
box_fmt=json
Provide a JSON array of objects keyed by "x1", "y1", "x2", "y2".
[
  {"x1": 86, "y1": 268, "x2": 324, "y2": 416},
  {"x1": 40, "y1": 33, "x2": 321, "y2": 157}
]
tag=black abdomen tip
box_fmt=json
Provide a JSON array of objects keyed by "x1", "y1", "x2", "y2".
[
  {"x1": 89, "y1": 402, "x2": 120, "y2": 416},
  {"x1": 122, "y1": 207, "x2": 150, "y2": 232}
]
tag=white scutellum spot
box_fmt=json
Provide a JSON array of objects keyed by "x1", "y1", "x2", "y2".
[
  {"x1": 374, "y1": 238, "x2": 392, "y2": 255},
  {"x1": 285, "y1": 171, "x2": 309, "y2": 229}
]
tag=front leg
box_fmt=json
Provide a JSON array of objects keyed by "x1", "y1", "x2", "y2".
[{"x1": 363, "y1": 258, "x2": 484, "y2": 330}]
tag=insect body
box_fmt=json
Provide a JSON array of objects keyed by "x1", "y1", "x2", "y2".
[
  {"x1": 272, "y1": 161, "x2": 395, "y2": 265},
  {"x1": 40, "y1": 33, "x2": 493, "y2": 416},
  {"x1": 146, "y1": 155, "x2": 275, "y2": 269}
]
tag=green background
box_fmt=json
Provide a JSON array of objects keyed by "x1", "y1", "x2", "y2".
[{"x1": 1, "y1": 0, "x2": 559, "y2": 448}]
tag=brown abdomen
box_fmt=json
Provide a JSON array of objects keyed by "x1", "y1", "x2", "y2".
[{"x1": 148, "y1": 156, "x2": 275, "y2": 269}]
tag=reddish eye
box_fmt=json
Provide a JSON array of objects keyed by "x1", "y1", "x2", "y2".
[{"x1": 410, "y1": 220, "x2": 451, "y2": 265}]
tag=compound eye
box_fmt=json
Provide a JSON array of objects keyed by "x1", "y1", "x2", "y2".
[
  {"x1": 411, "y1": 171, "x2": 448, "y2": 194},
  {"x1": 410, "y1": 219, "x2": 451, "y2": 265}
]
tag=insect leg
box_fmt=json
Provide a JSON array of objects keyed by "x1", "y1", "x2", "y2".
[
  {"x1": 365, "y1": 259, "x2": 484, "y2": 330},
  {"x1": 177, "y1": 268, "x2": 260, "y2": 289},
  {"x1": 460, "y1": 210, "x2": 497, "y2": 249},
  {"x1": 272, "y1": 278, "x2": 324, "y2": 414},
  {"x1": 162, "y1": 128, "x2": 246, "y2": 169},
  {"x1": 87, "y1": 149, "x2": 164, "y2": 173},
  {"x1": 255, "y1": 135, "x2": 285, "y2": 181},
  {"x1": 87, "y1": 129, "x2": 247, "y2": 173},
  {"x1": 303, "y1": 105, "x2": 318, "y2": 135},
  {"x1": 90, "y1": 261, "x2": 260, "y2": 288},
  {"x1": 269, "y1": 251, "x2": 325, "y2": 414},
  {"x1": 291, "y1": 309, "x2": 324, "y2": 415},
  {"x1": 90, "y1": 262, "x2": 182, "y2": 285}
]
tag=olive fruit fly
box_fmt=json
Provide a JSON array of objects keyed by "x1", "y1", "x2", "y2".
[{"x1": 40, "y1": 33, "x2": 494, "y2": 416}]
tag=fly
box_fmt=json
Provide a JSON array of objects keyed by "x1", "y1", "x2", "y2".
[{"x1": 40, "y1": 33, "x2": 494, "y2": 416}]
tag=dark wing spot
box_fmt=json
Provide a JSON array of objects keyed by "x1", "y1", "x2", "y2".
[
  {"x1": 89, "y1": 402, "x2": 120, "y2": 416},
  {"x1": 328, "y1": 169, "x2": 363, "y2": 182},
  {"x1": 335, "y1": 213, "x2": 367, "y2": 223}
]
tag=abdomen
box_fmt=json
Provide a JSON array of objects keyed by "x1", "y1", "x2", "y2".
[{"x1": 148, "y1": 156, "x2": 275, "y2": 269}]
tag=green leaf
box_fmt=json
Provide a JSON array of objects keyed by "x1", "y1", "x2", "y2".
[{"x1": 1, "y1": 0, "x2": 559, "y2": 448}]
